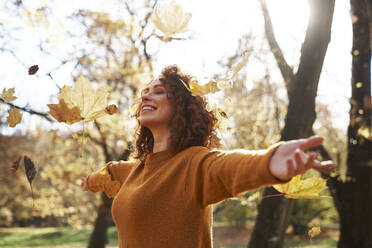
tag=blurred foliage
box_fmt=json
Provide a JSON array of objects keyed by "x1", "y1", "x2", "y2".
[{"x1": 0, "y1": 0, "x2": 345, "y2": 232}]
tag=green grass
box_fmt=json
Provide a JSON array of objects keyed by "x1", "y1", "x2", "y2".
[
  {"x1": 0, "y1": 227, "x2": 337, "y2": 247},
  {"x1": 0, "y1": 227, "x2": 118, "y2": 247}
]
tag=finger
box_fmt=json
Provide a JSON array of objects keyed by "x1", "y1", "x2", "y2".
[
  {"x1": 299, "y1": 135, "x2": 324, "y2": 150},
  {"x1": 294, "y1": 149, "x2": 305, "y2": 174},
  {"x1": 312, "y1": 160, "x2": 336, "y2": 172},
  {"x1": 287, "y1": 158, "x2": 296, "y2": 178},
  {"x1": 305, "y1": 152, "x2": 317, "y2": 171}
]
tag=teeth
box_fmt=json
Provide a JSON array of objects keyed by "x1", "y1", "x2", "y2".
[{"x1": 142, "y1": 106, "x2": 156, "y2": 111}]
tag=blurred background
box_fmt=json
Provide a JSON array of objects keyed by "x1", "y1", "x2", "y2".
[{"x1": 0, "y1": 0, "x2": 371, "y2": 247}]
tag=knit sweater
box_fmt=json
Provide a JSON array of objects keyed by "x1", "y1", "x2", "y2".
[{"x1": 87, "y1": 143, "x2": 285, "y2": 248}]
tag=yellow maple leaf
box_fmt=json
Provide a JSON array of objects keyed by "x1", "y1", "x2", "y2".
[
  {"x1": 49, "y1": 76, "x2": 114, "y2": 124},
  {"x1": 47, "y1": 99, "x2": 82, "y2": 124},
  {"x1": 7, "y1": 107, "x2": 22, "y2": 127},
  {"x1": 1, "y1": 87, "x2": 17, "y2": 103},
  {"x1": 308, "y1": 226, "x2": 321, "y2": 239},
  {"x1": 151, "y1": 0, "x2": 191, "y2": 41},
  {"x1": 99, "y1": 169, "x2": 120, "y2": 198},
  {"x1": 273, "y1": 175, "x2": 329, "y2": 199},
  {"x1": 189, "y1": 80, "x2": 220, "y2": 96}
]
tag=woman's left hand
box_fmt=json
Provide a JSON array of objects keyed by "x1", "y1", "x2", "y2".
[{"x1": 269, "y1": 135, "x2": 336, "y2": 181}]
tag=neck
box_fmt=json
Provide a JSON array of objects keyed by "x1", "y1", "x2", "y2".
[{"x1": 150, "y1": 126, "x2": 171, "y2": 153}]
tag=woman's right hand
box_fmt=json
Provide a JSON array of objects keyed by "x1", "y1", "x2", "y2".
[{"x1": 81, "y1": 176, "x2": 88, "y2": 191}]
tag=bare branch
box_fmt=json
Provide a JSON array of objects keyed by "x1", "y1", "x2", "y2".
[
  {"x1": 259, "y1": 0, "x2": 295, "y2": 93},
  {"x1": 0, "y1": 97, "x2": 53, "y2": 122}
]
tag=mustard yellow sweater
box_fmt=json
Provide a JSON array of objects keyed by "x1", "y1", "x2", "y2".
[{"x1": 87, "y1": 143, "x2": 285, "y2": 248}]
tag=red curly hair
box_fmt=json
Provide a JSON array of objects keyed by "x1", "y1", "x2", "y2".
[{"x1": 133, "y1": 65, "x2": 220, "y2": 160}]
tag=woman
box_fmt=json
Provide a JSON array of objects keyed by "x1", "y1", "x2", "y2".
[{"x1": 82, "y1": 65, "x2": 335, "y2": 248}]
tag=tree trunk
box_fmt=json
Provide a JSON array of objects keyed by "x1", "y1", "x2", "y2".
[
  {"x1": 248, "y1": 1, "x2": 335, "y2": 247},
  {"x1": 88, "y1": 194, "x2": 113, "y2": 248},
  {"x1": 88, "y1": 145, "x2": 132, "y2": 248},
  {"x1": 336, "y1": 0, "x2": 372, "y2": 247}
]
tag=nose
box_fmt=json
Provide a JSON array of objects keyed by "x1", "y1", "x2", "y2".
[{"x1": 141, "y1": 91, "x2": 153, "y2": 102}]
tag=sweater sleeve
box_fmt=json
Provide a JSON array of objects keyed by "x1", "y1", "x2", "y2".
[
  {"x1": 190, "y1": 142, "x2": 286, "y2": 207},
  {"x1": 86, "y1": 160, "x2": 136, "y2": 193}
]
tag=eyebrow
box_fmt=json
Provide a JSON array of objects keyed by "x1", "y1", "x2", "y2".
[
  {"x1": 141, "y1": 84, "x2": 165, "y2": 94},
  {"x1": 142, "y1": 84, "x2": 165, "y2": 92}
]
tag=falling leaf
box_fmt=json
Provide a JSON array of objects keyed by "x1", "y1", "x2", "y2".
[
  {"x1": 47, "y1": 99, "x2": 82, "y2": 124},
  {"x1": 217, "y1": 108, "x2": 228, "y2": 119},
  {"x1": 48, "y1": 75, "x2": 115, "y2": 124},
  {"x1": 105, "y1": 104, "x2": 118, "y2": 115},
  {"x1": 357, "y1": 126, "x2": 371, "y2": 140},
  {"x1": 28, "y1": 65, "x2": 39, "y2": 75},
  {"x1": 7, "y1": 107, "x2": 22, "y2": 127},
  {"x1": 10, "y1": 156, "x2": 22, "y2": 173},
  {"x1": 273, "y1": 175, "x2": 329, "y2": 199},
  {"x1": 24, "y1": 156, "x2": 37, "y2": 207},
  {"x1": 1, "y1": 88, "x2": 17, "y2": 103},
  {"x1": 308, "y1": 226, "x2": 321, "y2": 239},
  {"x1": 189, "y1": 80, "x2": 220, "y2": 96},
  {"x1": 216, "y1": 51, "x2": 249, "y2": 89},
  {"x1": 351, "y1": 15, "x2": 358, "y2": 24},
  {"x1": 151, "y1": 0, "x2": 192, "y2": 41},
  {"x1": 24, "y1": 156, "x2": 37, "y2": 185}
]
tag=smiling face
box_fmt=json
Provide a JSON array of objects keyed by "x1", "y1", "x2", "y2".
[{"x1": 138, "y1": 79, "x2": 173, "y2": 129}]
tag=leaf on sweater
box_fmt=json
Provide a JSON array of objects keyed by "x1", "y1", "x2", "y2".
[
  {"x1": 308, "y1": 226, "x2": 321, "y2": 239},
  {"x1": 151, "y1": 0, "x2": 191, "y2": 41},
  {"x1": 48, "y1": 75, "x2": 117, "y2": 124},
  {"x1": 104, "y1": 180, "x2": 120, "y2": 198},
  {"x1": 273, "y1": 175, "x2": 329, "y2": 199},
  {"x1": 99, "y1": 169, "x2": 120, "y2": 198},
  {"x1": 7, "y1": 107, "x2": 22, "y2": 127},
  {"x1": 1, "y1": 87, "x2": 17, "y2": 102},
  {"x1": 48, "y1": 99, "x2": 82, "y2": 124}
]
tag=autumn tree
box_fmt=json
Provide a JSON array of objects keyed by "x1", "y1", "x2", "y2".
[
  {"x1": 1, "y1": 1, "x2": 157, "y2": 247},
  {"x1": 248, "y1": 1, "x2": 336, "y2": 247},
  {"x1": 334, "y1": 0, "x2": 372, "y2": 247}
]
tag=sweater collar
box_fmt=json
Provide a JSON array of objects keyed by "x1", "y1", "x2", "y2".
[{"x1": 144, "y1": 149, "x2": 176, "y2": 167}]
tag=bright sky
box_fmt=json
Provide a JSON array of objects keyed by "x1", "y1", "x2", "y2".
[{"x1": 0, "y1": 0, "x2": 352, "y2": 134}]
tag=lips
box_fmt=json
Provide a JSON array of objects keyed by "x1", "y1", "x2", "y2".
[{"x1": 141, "y1": 104, "x2": 157, "y2": 113}]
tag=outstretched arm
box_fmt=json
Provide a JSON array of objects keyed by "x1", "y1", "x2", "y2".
[{"x1": 269, "y1": 135, "x2": 335, "y2": 181}]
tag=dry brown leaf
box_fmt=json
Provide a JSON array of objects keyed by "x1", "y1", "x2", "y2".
[
  {"x1": 1, "y1": 88, "x2": 17, "y2": 103},
  {"x1": 28, "y1": 65, "x2": 39, "y2": 75},
  {"x1": 7, "y1": 107, "x2": 22, "y2": 127},
  {"x1": 58, "y1": 75, "x2": 110, "y2": 122},
  {"x1": 105, "y1": 104, "x2": 118, "y2": 115},
  {"x1": 48, "y1": 99, "x2": 82, "y2": 124}
]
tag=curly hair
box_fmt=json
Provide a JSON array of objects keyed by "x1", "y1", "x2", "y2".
[{"x1": 133, "y1": 65, "x2": 220, "y2": 160}]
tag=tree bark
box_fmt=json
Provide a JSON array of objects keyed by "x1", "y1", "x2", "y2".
[
  {"x1": 88, "y1": 144, "x2": 132, "y2": 248},
  {"x1": 248, "y1": 1, "x2": 335, "y2": 247},
  {"x1": 88, "y1": 194, "x2": 113, "y2": 248},
  {"x1": 336, "y1": 0, "x2": 372, "y2": 247}
]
